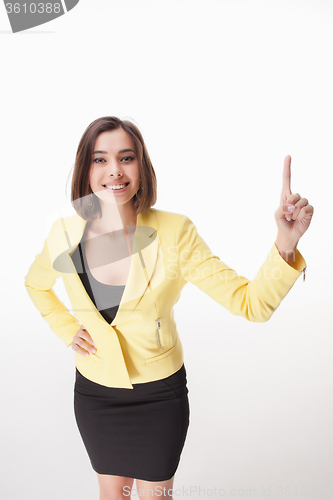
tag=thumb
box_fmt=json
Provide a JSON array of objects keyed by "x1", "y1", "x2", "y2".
[{"x1": 275, "y1": 204, "x2": 295, "y2": 222}]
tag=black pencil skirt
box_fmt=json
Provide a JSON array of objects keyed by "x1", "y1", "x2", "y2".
[{"x1": 73, "y1": 364, "x2": 190, "y2": 481}]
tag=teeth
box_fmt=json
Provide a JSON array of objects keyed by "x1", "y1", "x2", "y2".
[{"x1": 105, "y1": 183, "x2": 127, "y2": 190}]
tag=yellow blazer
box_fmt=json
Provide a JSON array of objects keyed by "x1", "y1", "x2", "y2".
[{"x1": 24, "y1": 208, "x2": 306, "y2": 389}]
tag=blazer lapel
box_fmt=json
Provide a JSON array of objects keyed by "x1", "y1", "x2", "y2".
[{"x1": 50, "y1": 208, "x2": 159, "y2": 327}]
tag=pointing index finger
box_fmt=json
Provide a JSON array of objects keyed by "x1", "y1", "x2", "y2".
[{"x1": 282, "y1": 155, "x2": 292, "y2": 196}]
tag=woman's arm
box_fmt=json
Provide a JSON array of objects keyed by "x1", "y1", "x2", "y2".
[
  {"x1": 175, "y1": 215, "x2": 306, "y2": 323},
  {"x1": 175, "y1": 156, "x2": 313, "y2": 323},
  {"x1": 24, "y1": 221, "x2": 81, "y2": 347}
]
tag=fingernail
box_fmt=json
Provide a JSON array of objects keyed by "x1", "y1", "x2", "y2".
[
  {"x1": 288, "y1": 205, "x2": 295, "y2": 212},
  {"x1": 85, "y1": 353, "x2": 89, "y2": 356},
  {"x1": 286, "y1": 217, "x2": 291, "y2": 221},
  {"x1": 92, "y1": 349, "x2": 96, "y2": 353}
]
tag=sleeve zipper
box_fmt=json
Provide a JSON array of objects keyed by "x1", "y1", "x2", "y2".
[{"x1": 302, "y1": 267, "x2": 306, "y2": 282}]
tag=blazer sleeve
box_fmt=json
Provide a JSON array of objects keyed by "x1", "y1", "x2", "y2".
[
  {"x1": 175, "y1": 215, "x2": 307, "y2": 322},
  {"x1": 24, "y1": 221, "x2": 81, "y2": 347}
]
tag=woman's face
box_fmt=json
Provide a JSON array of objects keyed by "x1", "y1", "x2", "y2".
[{"x1": 89, "y1": 128, "x2": 140, "y2": 210}]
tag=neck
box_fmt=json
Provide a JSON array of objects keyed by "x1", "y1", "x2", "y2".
[{"x1": 90, "y1": 200, "x2": 137, "y2": 235}]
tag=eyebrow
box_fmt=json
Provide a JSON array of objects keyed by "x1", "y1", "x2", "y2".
[{"x1": 92, "y1": 148, "x2": 135, "y2": 155}]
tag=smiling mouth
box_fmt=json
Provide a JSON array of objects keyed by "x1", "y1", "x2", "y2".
[{"x1": 103, "y1": 182, "x2": 130, "y2": 191}]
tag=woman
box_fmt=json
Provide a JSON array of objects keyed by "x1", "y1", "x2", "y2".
[{"x1": 24, "y1": 116, "x2": 313, "y2": 499}]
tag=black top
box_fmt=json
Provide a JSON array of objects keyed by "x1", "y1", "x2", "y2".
[{"x1": 71, "y1": 240, "x2": 125, "y2": 324}]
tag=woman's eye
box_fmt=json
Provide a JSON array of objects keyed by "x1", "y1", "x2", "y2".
[
  {"x1": 121, "y1": 156, "x2": 135, "y2": 162},
  {"x1": 93, "y1": 158, "x2": 106, "y2": 163}
]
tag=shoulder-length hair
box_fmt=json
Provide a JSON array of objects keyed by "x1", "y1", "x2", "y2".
[{"x1": 70, "y1": 116, "x2": 157, "y2": 220}]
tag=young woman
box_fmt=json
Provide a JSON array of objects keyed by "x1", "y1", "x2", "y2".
[{"x1": 24, "y1": 116, "x2": 313, "y2": 499}]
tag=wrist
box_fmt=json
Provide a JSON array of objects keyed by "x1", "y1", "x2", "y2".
[{"x1": 275, "y1": 235, "x2": 298, "y2": 266}]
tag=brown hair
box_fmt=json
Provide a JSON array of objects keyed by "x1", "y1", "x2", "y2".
[{"x1": 70, "y1": 116, "x2": 157, "y2": 220}]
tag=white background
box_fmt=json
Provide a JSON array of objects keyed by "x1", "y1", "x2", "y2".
[{"x1": 1, "y1": 1, "x2": 332, "y2": 499}]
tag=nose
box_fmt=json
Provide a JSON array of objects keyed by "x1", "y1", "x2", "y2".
[{"x1": 107, "y1": 158, "x2": 123, "y2": 177}]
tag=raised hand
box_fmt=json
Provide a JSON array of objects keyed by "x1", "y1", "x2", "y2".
[{"x1": 274, "y1": 155, "x2": 314, "y2": 248}]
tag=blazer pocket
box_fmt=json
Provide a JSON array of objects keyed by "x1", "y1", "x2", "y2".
[
  {"x1": 145, "y1": 343, "x2": 176, "y2": 364},
  {"x1": 91, "y1": 351, "x2": 102, "y2": 364},
  {"x1": 85, "y1": 352, "x2": 102, "y2": 364}
]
